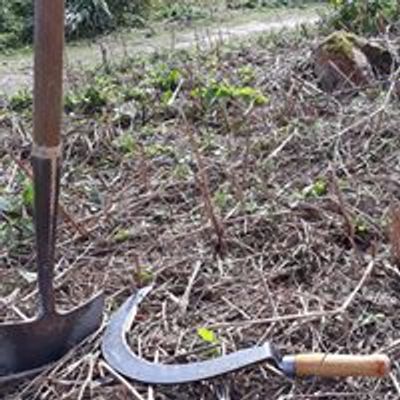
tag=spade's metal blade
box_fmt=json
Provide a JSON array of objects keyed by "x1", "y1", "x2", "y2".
[
  {"x1": 102, "y1": 286, "x2": 279, "y2": 384},
  {"x1": 0, "y1": 292, "x2": 104, "y2": 383}
]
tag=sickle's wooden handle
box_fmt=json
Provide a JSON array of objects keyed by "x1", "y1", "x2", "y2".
[{"x1": 282, "y1": 353, "x2": 390, "y2": 378}]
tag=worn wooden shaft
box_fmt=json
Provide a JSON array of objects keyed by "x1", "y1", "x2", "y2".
[
  {"x1": 281, "y1": 353, "x2": 390, "y2": 378},
  {"x1": 33, "y1": 0, "x2": 64, "y2": 148},
  {"x1": 32, "y1": 0, "x2": 65, "y2": 315}
]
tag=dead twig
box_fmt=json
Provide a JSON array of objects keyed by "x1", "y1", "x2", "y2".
[
  {"x1": 389, "y1": 204, "x2": 400, "y2": 266},
  {"x1": 207, "y1": 259, "x2": 376, "y2": 329},
  {"x1": 179, "y1": 108, "x2": 227, "y2": 256}
]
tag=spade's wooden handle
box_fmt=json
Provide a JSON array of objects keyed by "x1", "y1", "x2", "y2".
[
  {"x1": 34, "y1": 0, "x2": 65, "y2": 148},
  {"x1": 281, "y1": 353, "x2": 390, "y2": 378}
]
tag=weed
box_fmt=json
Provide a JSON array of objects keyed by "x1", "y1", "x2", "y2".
[
  {"x1": 151, "y1": 65, "x2": 182, "y2": 92},
  {"x1": 21, "y1": 178, "x2": 34, "y2": 209},
  {"x1": 213, "y1": 187, "x2": 233, "y2": 211},
  {"x1": 122, "y1": 87, "x2": 149, "y2": 102},
  {"x1": 134, "y1": 265, "x2": 154, "y2": 285},
  {"x1": 0, "y1": 175, "x2": 35, "y2": 249},
  {"x1": 354, "y1": 219, "x2": 368, "y2": 236},
  {"x1": 113, "y1": 133, "x2": 137, "y2": 155},
  {"x1": 173, "y1": 163, "x2": 191, "y2": 180},
  {"x1": 144, "y1": 143, "x2": 175, "y2": 158},
  {"x1": 65, "y1": 76, "x2": 117, "y2": 114},
  {"x1": 155, "y1": 3, "x2": 208, "y2": 22},
  {"x1": 113, "y1": 228, "x2": 133, "y2": 243},
  {"x1": 8, "y1": 89, "x2": 32, "y2": 112},
  {"x1": 197, "y1": 327, "x2": 219, "y2": 344},
  {"x1": 192, "y1": 81, "x2": 268, "y2": 107},
  {"x1": 303, "y1": 178, "x2": 328, "y2": 198},
  {"x1": 238, "y1": 65, "x2": 256, "y2": 85}
]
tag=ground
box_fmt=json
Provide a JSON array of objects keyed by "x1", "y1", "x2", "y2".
[
  {"x1": 0, "y1": 6, "x2": 320, "y2": 96},
  {"x1": 1, "y1": 9, "x2": 400, "y2": 400}
]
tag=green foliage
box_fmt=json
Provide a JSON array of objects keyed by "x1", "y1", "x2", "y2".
[
  {"x1": 0, "y1": 0, "x2": 152, "y2": 50},
  {"x1": 21, "y1": 179, "x2": 34, "y2": 209},
  {"x1": 238, "y1": 65, "x2": 256, "y2": 85},
  {"x1": 113, "y1": 228, "x2": 133, "y2": 242},
  {"x1": 65, "y1": 76, "x2": 116, "y2": 114},
  {"x1": 0, "y1": 0, "x2": 324, "y2": 51},
  {"x1": 303, "y1": 178, "x2": 328, "y2": 198},
  {"x1": 151, "y1": 65, "x2": 182, "y2": 92},
  {"x1": 192, "y1": 81, "x2": 268, "y2": 107},
  {"x1": 213, "y1": 187, "x2": 233, "y2": 211},
  {"x1": 144, "y1": 143, "x2": 175, "y2": 158},
  {"x1": 114, "y1": 132, "x2": 137, "y2": 154},
  {"x1": 328, "y1": 0, "x2": 400, "y2": 34},
  {"x1": 197, "y1": 327, "x2": 219, "y2": 344},
  {"x1": 8, "y1": 89, "x2": 32, "y2": 112},
  {"x1": 0, "y1": 174, "x2": 34, "y2": 248},
  {"x1": 65, "y1": 0, "x2": 113, "y2": 38},
  {"x1": 65, "y1": 0, "x2": 152, "y2": 38},
  {"x1": 227, "y1": 0, "x2": 319, "y2": 9},
  {"x1": 155, "y1": 2, "x2": 208, "y2": 21},
  {"x1": 354, "y1": 218, "x2": 369, "y2": 236},
  {"x1": 0, "y1": 0, "x2": 33, "y2": 51}
]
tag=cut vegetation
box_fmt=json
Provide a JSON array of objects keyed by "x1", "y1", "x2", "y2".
[{"x1": 1, "y1": 3, "x2": 400, "y2": 399}]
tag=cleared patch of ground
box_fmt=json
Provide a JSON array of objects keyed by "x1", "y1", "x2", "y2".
[{"x1": 1, "y1": 24, "x2": 399, "y2": 399}]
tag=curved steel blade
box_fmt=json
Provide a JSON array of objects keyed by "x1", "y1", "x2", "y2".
[{"x1": 102, "y1": 286, "x2": 280, "y2": 384}]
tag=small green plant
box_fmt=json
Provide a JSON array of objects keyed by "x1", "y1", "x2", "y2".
[
  {"x1": 114, "y1": 133, "x2": 137, "y2": 154},
  {"x1": 113, "y1": 228, "x2": 133, "y2": 243},
  {"x1": 134, "y1": 265, "x2": 154, "y2": 285},
  {"x1": 213, "y1": 187, "x2": 233, "y2": 211},
  {"x1": 173, "y1": 163, "x2": 191, "y2": 180},
  {"x1": 8, "y1": 89, "x2": 32, "y2": 112},
  {"x1": 155, "y1": 3, "x2": 207, "y2": 22},
  {"x1": 144, "y1": 143, "x2": 175, "y2": 158},
  {"x1": 65, "y1": 76, "x2": 116, "y2": 114},
  {"x1": 122, "y1": 87, "x2": 149, "y2": 102},
  {"x1": 354, "y1": 219, "x2": 369, "y2": 236},
  {"x1": 0, "y1": 176, "x2": 35, "y2": 248},
  {"x1": 192, "y1": 81, "x2": 268, "y2": 107},
  {"x1": 238, "y1": 65, "x2": 256, "y2": 85},
  {"x1": 21, "y1": 179, "x2": 34, "y2": 209},
  {"x1": 151, "y1": 65, "x2": 182, "y2": 92},
  {"x1": 196, "y1": 327, "x2": 221, "y2": 358},
  {"x1": 197, "y1": 327, "x2": 219, "y2": 344},
  {"x1": 303, "y1": 178, "x2": 328, "y2": 198}
]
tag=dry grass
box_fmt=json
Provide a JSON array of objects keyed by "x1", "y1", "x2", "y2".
[{"x1": 1, "y1": 27, "x2": 400, "y2": 399}]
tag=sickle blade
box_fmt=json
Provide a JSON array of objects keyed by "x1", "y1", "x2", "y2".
[{"x1": 102, "y1": 286, "x2": 280, "y2": 384}]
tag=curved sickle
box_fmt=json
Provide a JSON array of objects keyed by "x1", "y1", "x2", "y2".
[{"x1": 101, "y1": 286, "x2": 281, "y2": 384}]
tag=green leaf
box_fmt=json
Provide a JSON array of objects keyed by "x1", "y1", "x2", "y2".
[
  {"x1": 303, "y1": 179, "x2": 328, "y2": 198},
  {"x1": 197, "y1": 327, "x2": 219, "y2": 344},
  {"x1": 22, "y1": 180, "x2": 34, "y2": 208},
  {"x1": 114, "y1": 229, "x2": 132, "y2": 243},
  {"x1": 115, "y1": 133, "x2": 137, "y2": 154}
]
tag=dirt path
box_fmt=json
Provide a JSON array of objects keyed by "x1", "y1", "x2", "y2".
[{"x1": 0, "y1": 8, "x2": 320, "y2": 96}]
